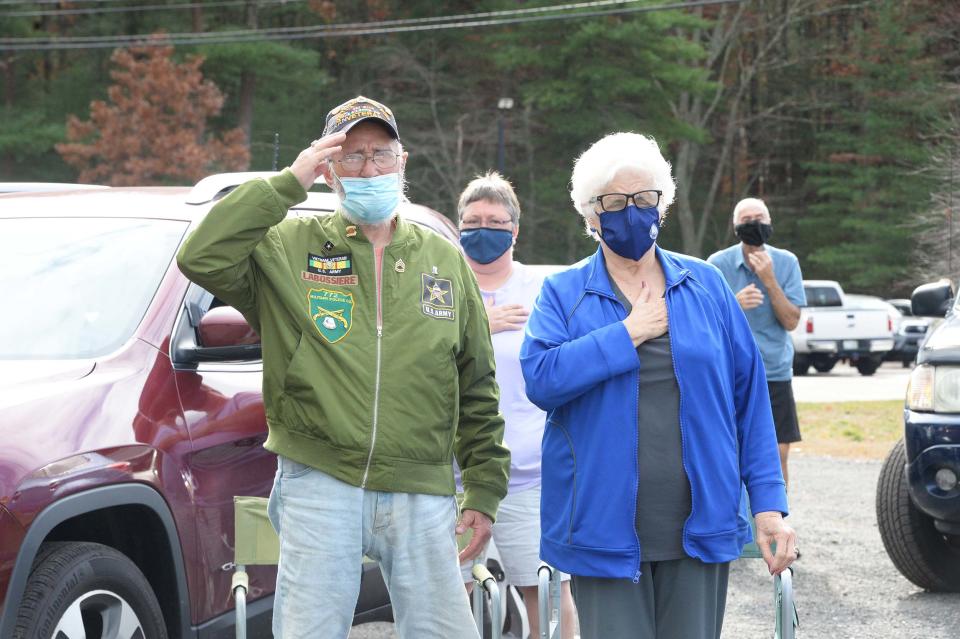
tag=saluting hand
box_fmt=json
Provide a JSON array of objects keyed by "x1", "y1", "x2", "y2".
[
  {"x1": 486, "y1": 297, "x2": 529, "y2": 334},
  {"x1": 290, "y1": 132, "x2": 347, "y2": 191},
  {"x1": 622, "y1": 283, "x2": 668, "y2": 347}
]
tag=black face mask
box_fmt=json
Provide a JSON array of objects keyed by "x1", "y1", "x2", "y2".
[{"x1": 734, "y1": 221, "x2": 773, "y2": 246}]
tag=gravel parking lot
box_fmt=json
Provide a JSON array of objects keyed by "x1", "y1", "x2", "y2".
[
  {"x1": 792, "y1": 361, "x2": 911, "y2": 403},
  {"x1": 724, "y1": 454, "x2": 959, "y2": 639},
  {"x1": 351, "y1": 454, "x2": 960, "y2": 639}
]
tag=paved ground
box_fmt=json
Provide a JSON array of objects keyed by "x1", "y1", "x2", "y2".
[
  {"x1": 350, "y1": 457, "x2": 960, "y2": 639},
  {"x1": 792, "y1": 361, "x2": 910, "y2": 403}
]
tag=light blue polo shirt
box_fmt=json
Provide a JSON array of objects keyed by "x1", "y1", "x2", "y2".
[{"x1": 707, "y1": 244, "x2": 806, "y2": 381}]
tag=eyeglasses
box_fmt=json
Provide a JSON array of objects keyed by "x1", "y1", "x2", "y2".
[
  {"x1": 589, "y1": 190, "x2": 662, "y2": 213},
  {"x1": 334, "y1": 150, "x2": 401, "y2": 171},
  {"x1": 460, "y1": 219, "x2": 513, "y2": 230}
]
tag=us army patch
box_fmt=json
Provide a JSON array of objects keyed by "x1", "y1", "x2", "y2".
[
  {"x1": 309, "y1": 288, "x2": 353, "y2": 343},
  {"x1": 308, "y1": 252, "x2": 353, "y2": 276},
  {"x1": 421, "y1": 273, "x2": 455, "y2": 321}
]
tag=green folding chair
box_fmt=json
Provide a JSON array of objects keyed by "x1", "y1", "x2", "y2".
[{"x1": 232, "y1": 496, "x2": 279, "y2": 639}]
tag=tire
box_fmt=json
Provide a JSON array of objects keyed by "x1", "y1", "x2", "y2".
[
  {"x1": 876, "y1": 439, "x2": 960, "y2": 592},
  {"x1": 13, "y1": 541, "x2": 168, "y2": 639},
  {"x1": 856, "y1": 356, "x2": 881, "y2": 376},
  {"x1": 792, "y1": 356, "x2": 809, "y2": 376},
  {"x1": 812, "y1": 360, "x2": 836, "y2": 373}
]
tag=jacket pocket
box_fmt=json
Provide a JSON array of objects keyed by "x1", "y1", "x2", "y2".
[
  {"x1": 541, "y1": 419, "x2": 577, "y2": 544},
  {"x1": 277, "y1": 334, "x2": 333, "y2": 442}
]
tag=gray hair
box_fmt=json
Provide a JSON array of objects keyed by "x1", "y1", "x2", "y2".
[
  {"x1": 457, "y1": 171, "x2": 521, "y2": 224},
  {"x1": 732, "y1": 197, "x2": 770, "y2": 223},
  {"x1": 569, "y1": 132, "x2": 676, "y2": 235}
]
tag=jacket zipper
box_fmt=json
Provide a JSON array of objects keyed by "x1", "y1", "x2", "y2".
[
  {"x1": 361, "y1": 246, "x2": 385, "y2": 488},
  {"x1": 665, "y1": 291, "x2": 693, "y2": 558},
  {"x1": 633, "y1": 366, "x2": 642, "y2": 583}
]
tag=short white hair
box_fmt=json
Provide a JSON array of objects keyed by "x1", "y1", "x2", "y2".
[
  {"x1": 733, "y1": 197, "x2": 769, "y2": 223},
  {"x1": 569, "y1": 132, "x2": 676, "y2": 233}
]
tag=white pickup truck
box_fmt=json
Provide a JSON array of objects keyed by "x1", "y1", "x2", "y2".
[{"x1": 791, "y1": 280, "x2": 896, "y2": 376}]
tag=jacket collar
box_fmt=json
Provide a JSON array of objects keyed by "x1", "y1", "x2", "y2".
[
  {"x1": 334, "y1": 209, "x2": 414, "y2": 248},
  {"x1": 584, "y1": 245, "x2": 691, "y2": 299}
]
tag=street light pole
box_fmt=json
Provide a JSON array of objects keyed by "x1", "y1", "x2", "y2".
[{"x1": 496, "y1": 97, "x2": 514, "y2": 175}]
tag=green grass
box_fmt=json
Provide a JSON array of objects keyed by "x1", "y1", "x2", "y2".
[{"x1": 794, "y1": 400, "x2": 903, "y2": 459}]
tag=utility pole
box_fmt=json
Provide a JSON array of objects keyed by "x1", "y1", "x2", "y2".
[{"x1": 496, "y1": 97, "x2": 513, "y2": 175}]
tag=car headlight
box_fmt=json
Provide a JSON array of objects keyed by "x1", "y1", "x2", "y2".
[
  {"x1": 908, "y1": 365, "x2": 960, "y2": 413},
  {"x1": 935, "y1": 367, "x2": 960, "y2": 412}
]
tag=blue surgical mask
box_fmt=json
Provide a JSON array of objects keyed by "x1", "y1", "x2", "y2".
[
  {"x1": 460, "y1": 228, "x2": 514, "y2": 264},
  {"x1": 337, "y1": 173, "x2": 401, "y2": 224},
  {"x1": 598, "y1": 204, "x2": 661, "y2": 261}
]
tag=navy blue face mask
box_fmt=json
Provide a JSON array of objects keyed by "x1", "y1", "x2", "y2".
[
  {"x1": 597, "y1": 204, "x2": 661, "y2": 261},
  {"x1": 459, "y1": 228, "x2": 514, "y2": 264}
]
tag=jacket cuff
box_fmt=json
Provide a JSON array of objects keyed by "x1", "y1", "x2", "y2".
[
  {"x1": 269, "y1": 169, "x2": 308, "y2": 209},
  {"x1": 461, "y1": 483, "x2": 504, "y2": 523},
  {"x1": 747, "y1": 481, "x2": 789, "y2": 518},
  {"x1": 592, "y1": 321, "x2": 641, "y2": 377}
]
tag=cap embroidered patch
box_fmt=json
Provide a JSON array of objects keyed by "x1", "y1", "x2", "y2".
[{"x1": 323, "y1": 95, "x2": 399, "y2": 139}]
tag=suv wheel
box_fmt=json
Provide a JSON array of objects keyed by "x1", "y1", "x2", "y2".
[
  {"x1": 855, "y1": 356, "x2": 881, "y2": 376},
  {"x1": 14, "y1": 542, "x2": 168, "y2": 639},
  {"x1": 792, "y1": 356, "x2": 810, "y2": 376},
  {"x1": 876, "y1": 439, "x2": 960, "y2": 592},
  {"x1": 812, "y1": 360, "x2": 835, "y2": 373}
]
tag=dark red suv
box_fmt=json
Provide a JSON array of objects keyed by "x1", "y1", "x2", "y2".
[{"x1": 0, "y1": 175, "x2": 460, "y2": 638}]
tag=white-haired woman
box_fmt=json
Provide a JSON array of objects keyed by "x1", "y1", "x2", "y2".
[{"x1": 519, "y1": 133, "x2": 797, "y2": 638}]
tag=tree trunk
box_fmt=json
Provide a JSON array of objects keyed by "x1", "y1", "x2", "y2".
[
  {"x1": 1, "y1": 55, "x2": 14, "y2": 177},
  {"x1": 238, "y1": 1, "x2": 258, "y2": 147}
]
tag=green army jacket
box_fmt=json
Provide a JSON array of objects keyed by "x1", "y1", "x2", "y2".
[{"x1": 176, "y1": 170, "x2": 509, "y2": 520}]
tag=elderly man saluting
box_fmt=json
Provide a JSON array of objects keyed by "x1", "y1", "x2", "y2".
[
  {"x1": 708, "y1": 198, "x2": 806, "y2": 488},
  {"x1": 177, "y1": 96, "x2": 509, "y2": 639}
]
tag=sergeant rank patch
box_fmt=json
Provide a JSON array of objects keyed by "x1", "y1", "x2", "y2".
[{"x1": 421, "y1": 273, "x2": 455, "y2": 321}]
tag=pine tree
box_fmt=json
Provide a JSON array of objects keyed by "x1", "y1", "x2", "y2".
[{"x1": 801, "y1": 0, "x2": 945, "y2": 294}]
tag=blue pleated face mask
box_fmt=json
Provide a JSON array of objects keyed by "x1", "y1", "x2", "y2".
[
  {"x1": 597, "y1": 204, "x2": 661, "y2": 261},
  {"x1": 459, "y1": 228, "x2": 514, "y2": 264},
  {"x1": 337, "y1": 173, "x2": 402, "y2": 224}
]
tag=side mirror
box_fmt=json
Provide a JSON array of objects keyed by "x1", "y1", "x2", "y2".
[
  {"x1": 199, "y1": 306, "x2": 260, "y2": 347},
  {"x1": 911, "y1": 281, "x2": 955, "y2": 318}
]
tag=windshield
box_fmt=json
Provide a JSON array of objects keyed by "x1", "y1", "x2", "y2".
[
  {"x1": 804, "y1": 286, "x2": 842, "y2": 307},
  {"x1": 0, "y1": 218, "x2": 187, "y2": 359}
]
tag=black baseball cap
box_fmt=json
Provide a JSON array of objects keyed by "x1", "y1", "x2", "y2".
[{"x1": 322, "y1": 95, "x2": 399, "y2": 139}]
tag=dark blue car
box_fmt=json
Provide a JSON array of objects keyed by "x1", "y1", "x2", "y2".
[{"x1": 877, "y1": 280, "x2": 960, "y2": 591}]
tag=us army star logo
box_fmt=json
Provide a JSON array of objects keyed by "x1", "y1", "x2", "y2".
[{"x1": 421, "y1": 273, "x2": 455, "y2": 321}]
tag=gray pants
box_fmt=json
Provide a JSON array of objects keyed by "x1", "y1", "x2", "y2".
[{"x1": 572, "y1": 558, "x2": 730, "y2": 639}]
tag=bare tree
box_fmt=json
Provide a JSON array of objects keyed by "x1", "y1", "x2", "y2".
[{"x1": 915, "y1": 109, "x2": 960, "y2": 285}]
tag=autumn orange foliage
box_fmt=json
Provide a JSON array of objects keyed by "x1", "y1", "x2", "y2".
[{"x1": 57, "y1": 37, "x2": 250, "y2": 186}]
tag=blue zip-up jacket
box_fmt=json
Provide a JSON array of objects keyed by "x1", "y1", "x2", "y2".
[{"x1": 520, "y1": 246, "x2": 788, "y2": 580}]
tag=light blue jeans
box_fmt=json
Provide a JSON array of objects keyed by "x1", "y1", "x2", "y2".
[{"x1": 267, "y1": 457, "x2": 479, "y2": 639}]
